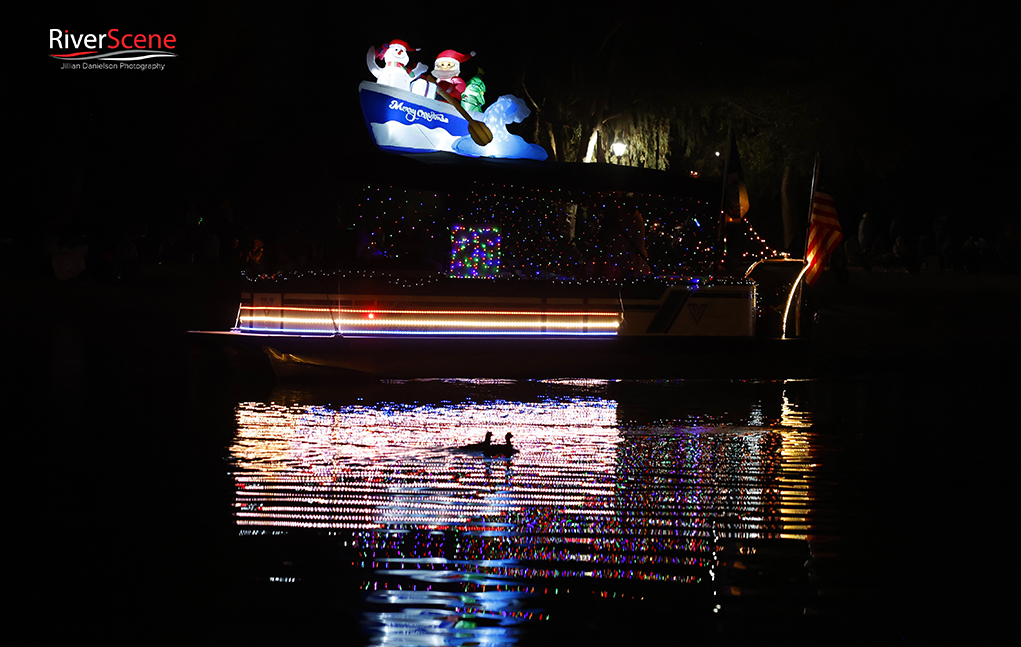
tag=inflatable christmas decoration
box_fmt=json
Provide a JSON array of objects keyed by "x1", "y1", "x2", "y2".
[
  {"x1": 461, "y1": 73, "x2": 486, "y2": 113},
  {"x1": 431, "y1": 49, "x2": 474, "y2": 102},
  {"x1": 365, "y1": 39, "x2": 428, "y2": 92},
  {"x1": 358, "y1": 40, "x2": 546, "y2": 161}
]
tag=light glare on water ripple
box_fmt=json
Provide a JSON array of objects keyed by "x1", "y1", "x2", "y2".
[{"x1": 228, "y1": 379, "x2": 829, "y2": 645}]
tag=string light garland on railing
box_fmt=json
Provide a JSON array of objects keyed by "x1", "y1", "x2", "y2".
[
  {"x1": 725, "y1": 217, "x2": 783, "y2": 265},
  {"x1": 239, "y1": 267, "x2": 753, "y2": 289}
]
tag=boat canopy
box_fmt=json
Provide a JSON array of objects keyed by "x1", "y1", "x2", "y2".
[{"x1": 360, "y1": 149, "x2": 719, "y2": 202}]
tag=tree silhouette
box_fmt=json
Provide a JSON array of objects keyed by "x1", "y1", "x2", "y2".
[{"x1": 511, "y1": 14, "x2": 918, "y2": 253}]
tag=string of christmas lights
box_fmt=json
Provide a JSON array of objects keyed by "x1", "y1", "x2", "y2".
[
  {"x1": 724, "y1": 218, "x2": 785, "y2": 270},
  {"x1": 346, "y1": 180, "x2": 780, "y2": 280},
  {"x1": 451, "y1": 224, "x2": 501, "y2": 278},
  {"x1": 236, "y1": 179, "x2": 780, "y2": 289}
]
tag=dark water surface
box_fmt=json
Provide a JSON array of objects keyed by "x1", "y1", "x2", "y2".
[
  {"x1": 13, "y1": 276, "x2": 1015, "y2": 644},
  {"x1": 25, "y1": 367, "x2": 1012, "y2": 644},
  {"x1": 228, "y1": 378, "x2": 826, "y2": 645}
]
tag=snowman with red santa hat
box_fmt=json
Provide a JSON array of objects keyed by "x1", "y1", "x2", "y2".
[
  {"x1": 366, "y1": 39, "x2": 428, "y2": 92},
  {"x1": 431, "y1": 49, "x2": 475, "y2": 102}
]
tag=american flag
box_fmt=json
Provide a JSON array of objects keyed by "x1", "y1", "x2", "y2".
[{"x1": 804, "y1": 192, "x2": 841, "y2": 286}]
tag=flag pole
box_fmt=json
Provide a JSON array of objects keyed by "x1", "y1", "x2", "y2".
[
  {"x1": 791, "y1": 154, "x2": 820, "y2": 338},
  {"x1": 716, "y1": 127, "x2": 733, "y2": 271},
  {"x1": 803, "y1": 154, "x2": 821, "y2": 259}
]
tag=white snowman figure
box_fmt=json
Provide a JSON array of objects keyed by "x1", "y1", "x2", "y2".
[{"x1": 366, "y1": 39, "x2": 428, "y2": 92}]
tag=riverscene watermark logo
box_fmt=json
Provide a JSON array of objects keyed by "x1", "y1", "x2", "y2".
[{"x1": 49, "y1": 28, "x2": 177, "y2": 70}]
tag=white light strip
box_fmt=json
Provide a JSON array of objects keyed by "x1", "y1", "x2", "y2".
[
  {"x1": 241, "y1": 316, "x2": 619, "y2": 329},
  {"x1": 341, "y1": 329, "x2": 618, "y2": 337},
  {"x1": 241, "y1": 316, "x2": 335, "y2": 325},
  {"x1": 233, "y1": 328, "x2": 617, "y2": 337},
  {"x1": 239, "y1": 306, "x2": 620, "y2": 317},
  {"x1": 233, "y1": 329, "x2": 337, "y2": 336}
]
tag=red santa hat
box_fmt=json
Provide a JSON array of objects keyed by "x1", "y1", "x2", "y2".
[
  {"x1": 377, "y1": 39, "x2": 419, "y2": 59},
  {"x1": 434, "y1": 49, "x2": 475, "y2": 64}
]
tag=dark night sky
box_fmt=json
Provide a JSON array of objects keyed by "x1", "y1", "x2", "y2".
[{"x1": 19, "y1": 2, "x2": 1017, "y2": 251}]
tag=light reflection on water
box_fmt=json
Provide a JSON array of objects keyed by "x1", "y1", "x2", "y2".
[{"x1": 229, "y1": 379, "x2": 822, "y2": 645}]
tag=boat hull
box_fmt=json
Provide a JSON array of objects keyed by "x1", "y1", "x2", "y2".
[
  {"x1": 187, "y1": 273, "x2": 800, "y2": 381},
  {"x1": 359, "y1": 80, "x2": 469, "y2": 154},
  {"x1": 196, "y1": 329, "x2": 809, "y2": 382}
]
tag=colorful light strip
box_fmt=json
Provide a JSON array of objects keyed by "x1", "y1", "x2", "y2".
[
  {"x1": 243, "y1": 317, "x2": 618, "y2": 330},
  {"x1": 234, "y1": 327, "x2": 619, "y2": 338},
  {"x1": 236, "y1": 305, "x2": 622, "y2": 337},
  {"x1": 236, "y1": 318, "x2": 619, "y2": 336},
  {"x1": 240, "y1": 306, "x2": 619, "y2": 317},
  {"x1": 333, "y1": 330, "x2": 618, "y2": 337}
]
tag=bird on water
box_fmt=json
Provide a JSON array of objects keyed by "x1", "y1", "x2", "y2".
[
  {"x1": 460, "y1": 431, "x2": 493, "y2": 451},
  {"x1": 484, "y1": 432, "x2": 518, "y2": 457}
]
